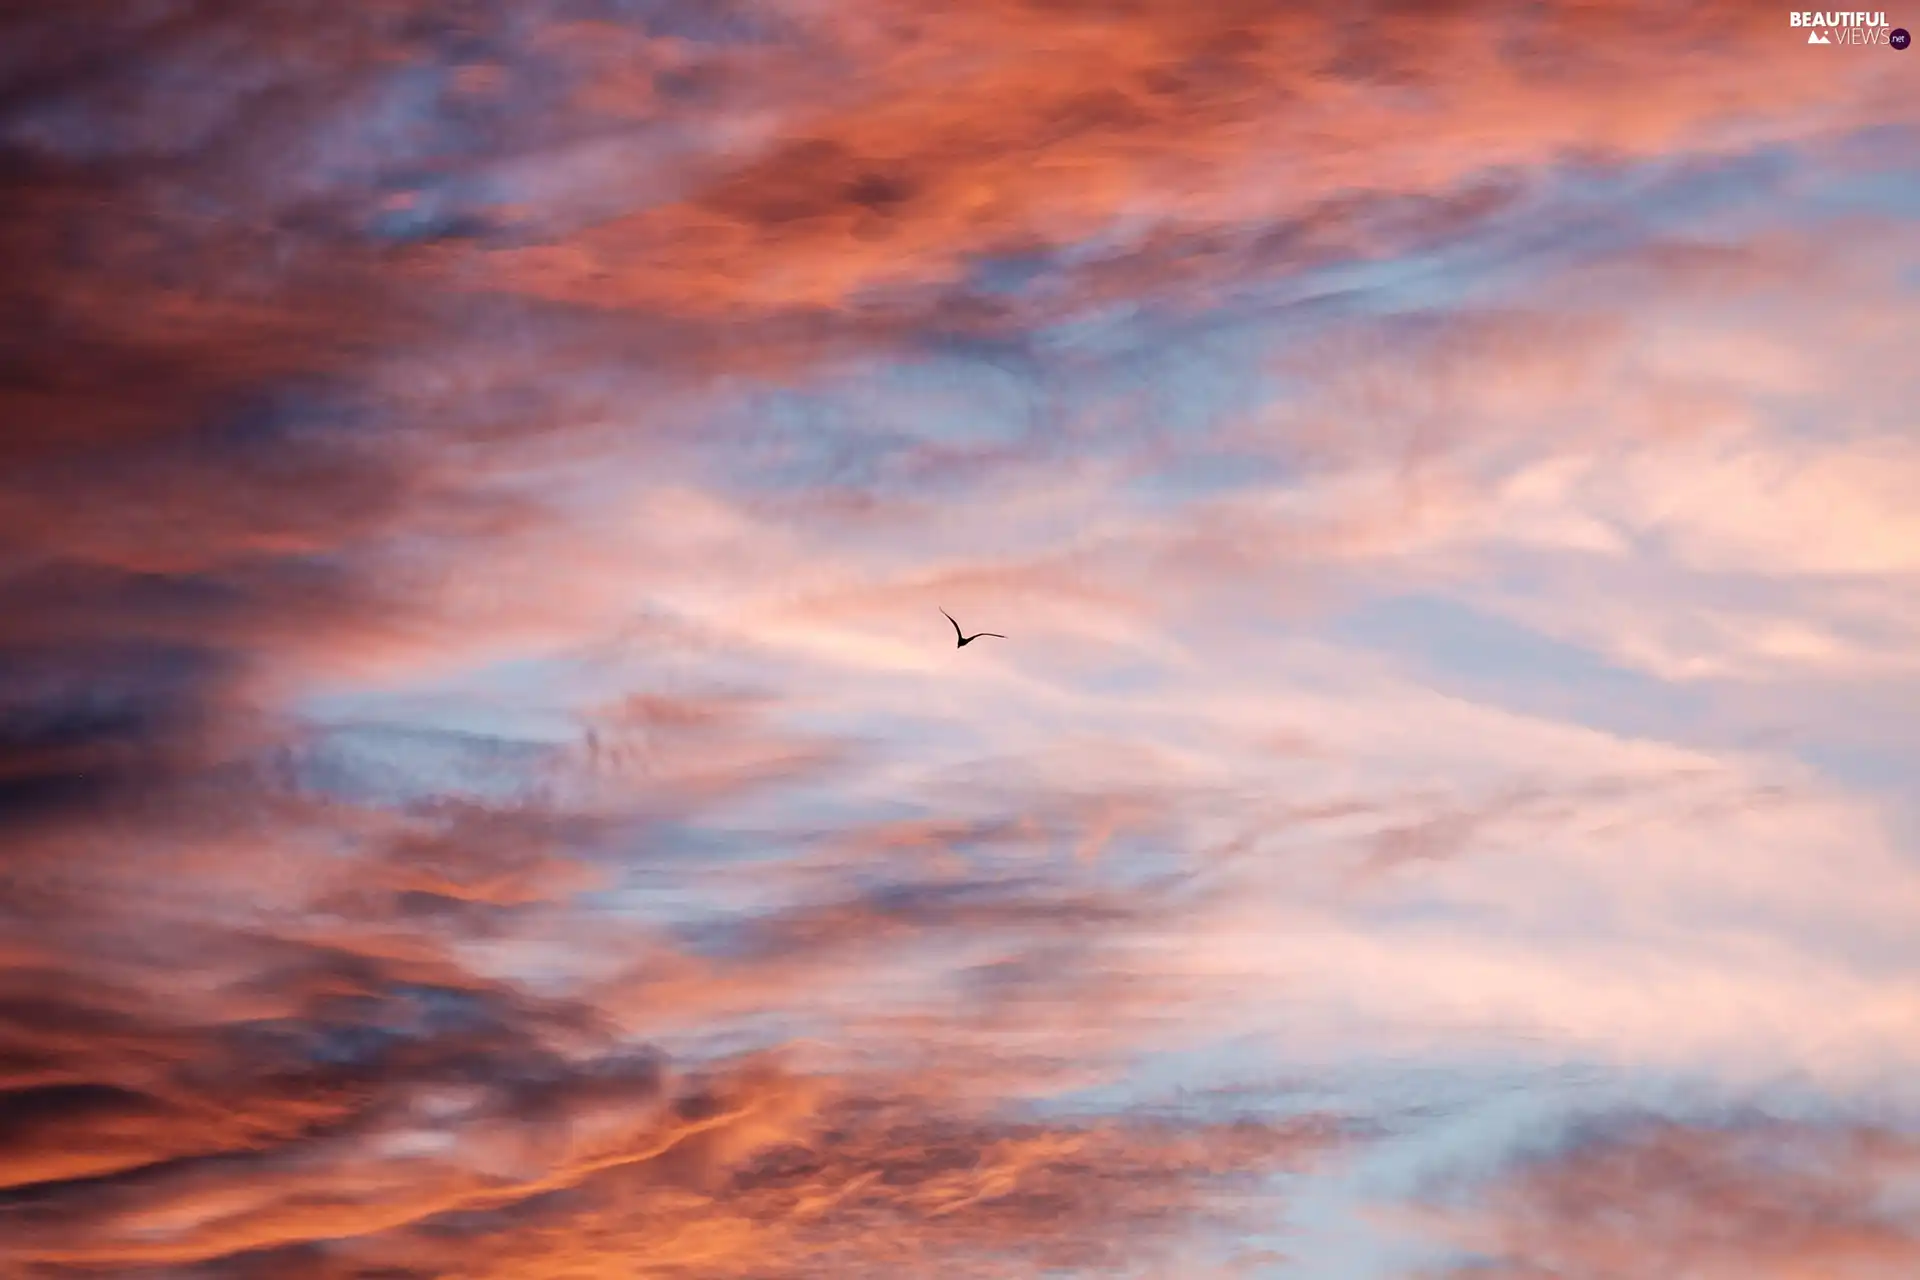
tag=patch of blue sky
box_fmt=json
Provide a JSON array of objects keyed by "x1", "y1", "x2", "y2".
[
  {"x1": 963, "y1": 249, "x2": 1058, "y2": 298},
  {"x1": 1324, "y1": 593, "x2": 1713, "y2": 745},
  {"x1": 301, "y1": 654, "x2": 591, "y2": 742},
  {"x1": 1003, "y1": 147, "x2": 1811, "y2": 410},
  {"x1": 1349, "y1": 559, "x2": 1920, "y2": 789},
  {"x1": 1789, "y1": 738, "x2": 1920, "y2": 866},
  {"x1": 803, "y1": 137, "x2": 1893, "y2": 488},
  {"x1": 365, "y1": 178, "x2": 494, "y2": 243},
  {"x1": 1076, "y1": 660, "x2": 1171, "y2": 698},
  {"x1": 713, "y1": 352, "x2": 1054, "y2": 494},
  {"x1": 1306, "y1": 144, "x2": 1818, "y2": 310},
  {"x1": 1089, "y1": 324, "x2": 1275, "y2": 426},
  {"x1": 1031, "y1": 271, "x2": 1356, "y2": 366},
  {"x1": 292, "y1": 719, "x2": 564, "y2": 807},
  {"x1": 1056, "y1": 1034, "x2": 1915, "y2": 1278},
  {"x1": 1794, "y1": 739, "x2": 1917, "y2": 795},
  {"x1": 824, "y1": 354, "x2": 1046, "y2": 444},
  {"x1": 641, "y1": 1009, "x2": 842, "y2": 1066},
  {"x1": 775, "y1": 702, "x2": 998, "y2": 769},
  {"x1": 1034, "y1": 1052, "x2": 1623, "y2": 1276},
  {"x1": 1272, "y1": 1063, "x2": 1717, "y2": 1278},
  {"x1": 1785, "y1": 121, "x2": 1920, "y2": 212},
  {"x1": 1795, "y1": 164, "x2": 1920, "y2": 218},
  {"x1": 306, "y1": 61, "x2": 471, "y2": 180},
  {"x1": 1072, "y1": 1031, "x2": 1904, "y2": 1130},
  {"x1": 1342, "y1": 153, "x2": 1785, "y2": 306},
  {"x1": 724, "y1": 144, "x2": 1862, "y2": 512}
]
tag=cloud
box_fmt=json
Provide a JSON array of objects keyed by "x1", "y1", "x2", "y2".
[
  {"x1": 493, "y1": 0, "x2": 1914, "y2": 328},
  {"x1": 0, "y1": 755, "x2": 1346, "y2": 1276},
  {"x1": 3, "y1": 0, "x2": 1917, "y2": 1275},
  {"x1": 1413, "y1": 1112, "x2": 1920, "y2": 1279}
]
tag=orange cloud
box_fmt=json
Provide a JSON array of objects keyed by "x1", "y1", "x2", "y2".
[
  {"x1": 491, "y1": 0, "x2": 1913, "y2": 326},
  {"x1": 3, "y1": 2, "x2": 1915, "y2": 1276},
  {"x1": 0, "y1": 756, "x2": 1346, "y2": 1275}
]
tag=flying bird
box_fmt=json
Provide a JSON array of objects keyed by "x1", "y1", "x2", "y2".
[{"x1": 941, "y1": 608, "x2": 1005, "y2": 648}]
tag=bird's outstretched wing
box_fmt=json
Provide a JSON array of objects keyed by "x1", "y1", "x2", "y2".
[
  {"x1": 939, "y1": 608, "x2": 964, "y2": 642},
  {"x1": 974, "y1": 632, "x2": 1006, "y2": 640}
]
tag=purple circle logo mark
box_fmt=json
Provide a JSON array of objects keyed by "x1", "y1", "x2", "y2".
[{"x1": 1893, "y1": 26, "x2": 1912, "y2": 48}]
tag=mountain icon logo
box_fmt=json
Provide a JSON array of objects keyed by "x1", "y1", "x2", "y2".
[{"x1": 1807, "y1": 28, "x2": 1830, "y2": 41}]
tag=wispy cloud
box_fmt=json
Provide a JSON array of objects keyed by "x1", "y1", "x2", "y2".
[
  {"x1": 1412, "y1": 1111, "x2": 1920, "y2": 1279},
  {"x1": 3, "y1": 0, "x2": 1917, "y2": 1275}
]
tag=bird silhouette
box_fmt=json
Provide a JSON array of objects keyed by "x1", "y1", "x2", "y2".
[{"x1": 941, "y1": 608, "x2": 1005, "y2": 648}]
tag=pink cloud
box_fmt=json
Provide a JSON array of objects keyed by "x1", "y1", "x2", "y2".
[
  {"x1": 1416, "y1": 1114, "x2": 1920, "y2": 1279},
  {"x1": 3, "y1": 1, "x2": 1917, "y2": 1276}
]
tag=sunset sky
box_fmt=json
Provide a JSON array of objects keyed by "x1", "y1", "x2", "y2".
[{"x1": 2, "y1": 2, "x2": 1918, "y2": 1276}]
